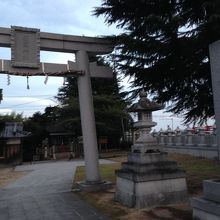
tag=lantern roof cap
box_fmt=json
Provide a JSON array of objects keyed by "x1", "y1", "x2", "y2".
[{"x1": 129, "y1": 89, "x2": 164, "y2": 112}]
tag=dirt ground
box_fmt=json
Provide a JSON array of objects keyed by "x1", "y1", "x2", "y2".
[
  {"x1": 79, "y1": 188, "x2": 193, "y2": 220},
  {"x1": 75, "y1": 153, "x2": 220, "y2": 220},
  {"x1": 0, "y1": 166, "x2": 29, "y2": 188}
]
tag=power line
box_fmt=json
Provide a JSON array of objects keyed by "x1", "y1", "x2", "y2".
[
  {"x1": 153, "y1": 115, "x2": 184, "y2": 119},
  {"x1": 4, "y1": 94, "x2": 55, "y2": 98},
  {"x1": 0, "y1": 105, "x2": 56, "y2": 109},
  {"x1": 0, "y1": 97, "x2": 55, "y2": 108}
]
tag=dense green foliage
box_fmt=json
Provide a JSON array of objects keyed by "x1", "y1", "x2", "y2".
[
  {"x1": 0, "y1": 112, "x2": 23, "y2": 122},
  {"x1": 56, "y1": 74, "x2": 131, "y2": 146},
  {"x1": 24, "y1": 72, "x2": 131, "y2": 148},
  {"x1": 94, "y1": 0, "x2": 220, "y2": 123},
  {"x1": 24, "y1": 111, "x2": 51, "y2": 147}
]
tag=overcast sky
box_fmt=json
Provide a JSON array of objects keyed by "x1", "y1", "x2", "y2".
[{"x1": 0, "y1": 0, "x2": 197, "y2": 130}]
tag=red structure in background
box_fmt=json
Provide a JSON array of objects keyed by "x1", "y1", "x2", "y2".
[
  {"x1": 61, "y1": 143, "x2": 65, "y2": 152},
  {"x1": 192, "y1": 125, "x2": 214, "y2": 134}
]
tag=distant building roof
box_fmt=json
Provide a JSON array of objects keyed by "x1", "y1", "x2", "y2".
[
  {"x1": 49, "y1": 132, "x2": 75, "y2": 136},
  {"x1": 0, "y1": 122, "x2": 31, "y2": 138},
  {"x1": 46, "y1": 123, "x2": 75, "y2": 135}
]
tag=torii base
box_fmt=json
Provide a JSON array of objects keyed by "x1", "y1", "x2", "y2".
[{"x1": 76, "y1": 180, "x2": 112, "y2": 192}]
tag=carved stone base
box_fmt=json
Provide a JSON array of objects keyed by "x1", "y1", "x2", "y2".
[
  {"x1": 115, "y1": 177, "x2": 188, "y2": 208},
  {"x1": 115, "y1": 152, "x2": 188, "y2": 208}
]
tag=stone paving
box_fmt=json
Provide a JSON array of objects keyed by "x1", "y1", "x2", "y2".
[{"x1": 0, "y1": 160, "x2": 113, "y2": 220}]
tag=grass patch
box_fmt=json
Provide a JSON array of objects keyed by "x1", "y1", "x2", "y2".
[
  {"x1": 74, "y1": 163, "x2": 121, "y2": 184},
  {"x1": 73, "y1": 162, "x2": 127, "y2": 219},
  {"x1": 73, "y1": 153, "x2": 220, "y2": 219},
  {"x1": 169, "y1": 154, "x2": 220, "y2": 195}
]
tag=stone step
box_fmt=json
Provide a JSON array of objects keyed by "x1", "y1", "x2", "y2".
[
  {"x1": 121, "y1": 161, "x2": 178, "y2": 173},
  {"x1": 127, "y1": 152, "x2": 168, "y2": 164},
  {"x1": 203, "y1": 179, "x2": 220, "y2": 203},
  {"x1": 192, "y1": 197, "x2": 220, "y2": 219},
  {"x1": 116, "y1": 168, "x2": 186, "y2": 182}
]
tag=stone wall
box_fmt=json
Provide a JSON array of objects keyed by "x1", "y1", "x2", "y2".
[{"x1": 154, "y1": 127, "x2": 218, "y2": 160}]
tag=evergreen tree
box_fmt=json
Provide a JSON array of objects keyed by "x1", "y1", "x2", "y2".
[
  {"x1": 24, "y1": 111, "x2": 50, "y2": 148},
  {"x1": 94, "y1": 0, "x2": 220, "y2": 123},
  {"x1": 55, "y1": 72, "x2": 131, "y2": 146},
  {"x1": 0, "y1": 112, "x2": 23, "y2": 122}
]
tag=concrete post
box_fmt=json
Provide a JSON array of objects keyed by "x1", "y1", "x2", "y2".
[
  {"x1": 186, "y1": 127, "x2": 193, "y2": 147},
  {"x1": 209, "y1": 41, "x2": 220, "y2": 161},
  {"x1": 44, "y1": 147, "x2": 48, "y2": 159},
  {"x1": 198, "y1": 127, "x2": 206, "y2": 147},
  {"x1": 212, "y1": 124, "x2": 217, "y2": 147},
  {"x1": 167, "y1": 126, "x2": 174, "y2": 146},
  {"x1": 175, "y1": 133, "x2": 182, "y2": 146},
  {"x1": 52, "y1": 145, "x2": 56, "y2": 160},
  {"x1": 76, "y1": 50, "x2": 100, "y2": 182},
  {"x1": 159, "y1": 129, "x2": 165, "y2": 146}
]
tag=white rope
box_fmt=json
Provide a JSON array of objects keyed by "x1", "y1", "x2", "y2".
[
  {"x1": 42, "y1": 62, "x2": 49, "y2": 84},
  {"x1": 7, "y1": 74, "x2": 10, "y2": 85},
  {"x1": 27, "y1": 76, "x2": 30, "y2": 89},
  {"x1": 44, "y1": 74, "x2": 49, "y2": 84}
]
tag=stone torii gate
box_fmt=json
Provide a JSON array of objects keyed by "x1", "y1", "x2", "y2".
[{"x1": 0, "y1": 26, "x2": 113, "y2": 190}]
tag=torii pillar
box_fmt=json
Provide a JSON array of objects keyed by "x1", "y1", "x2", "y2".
[
  {"x1": 76, "y1": 50, "x2": 100, "y2": 184},
  {"x1": 209, "y1": 41, "x2": 220, "y2": 162}
]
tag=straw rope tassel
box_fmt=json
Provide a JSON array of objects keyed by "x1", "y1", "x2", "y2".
[
  {"x1": 27, "y1": 76, "x2": 30, "y2": 89},
  {"x1": 43, "y1": 63, "x2": 49, "y2": 85},
  {"x1": 7, "y1": 74, "x2": 10, "y2": 85}
]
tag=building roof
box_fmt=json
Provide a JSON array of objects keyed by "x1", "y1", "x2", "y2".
[
  {"x1": 0, "y1": 122, "x2": 31, "y2": 138},
  {"x1": 46, "y1": 123, "x2": 75, "y2": 135}
]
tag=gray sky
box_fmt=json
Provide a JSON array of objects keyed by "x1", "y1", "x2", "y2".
[{"x1": 0, "y1": 0, "x2": 196, "y2": 130}]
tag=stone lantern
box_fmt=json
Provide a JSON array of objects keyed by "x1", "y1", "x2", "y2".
[
  {"x1": 129, "y1": 90, "x2": 164, "y2": 153},
  {"x1": 114, "y1": 90, "x2": 188, "y2": 208}
]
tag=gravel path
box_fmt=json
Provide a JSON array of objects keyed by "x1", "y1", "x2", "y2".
[{"x1": 0, "y1": 159, "x2": 113, "y2": 220}]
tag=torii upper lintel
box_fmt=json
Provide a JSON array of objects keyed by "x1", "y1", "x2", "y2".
[{"x1": 0, "y1": 26, "x2": 113, "y2": 55}]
